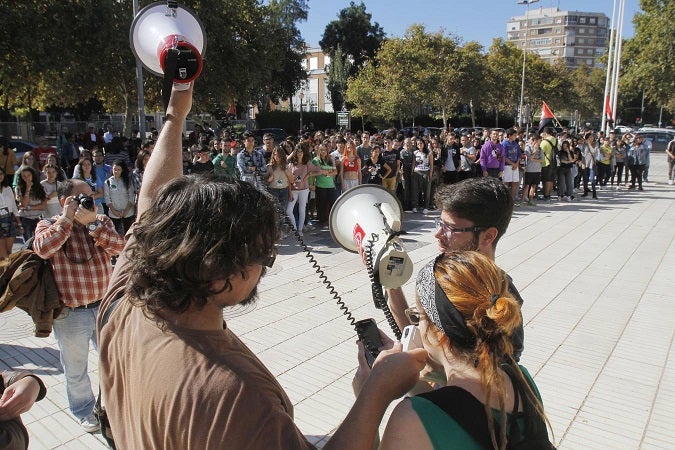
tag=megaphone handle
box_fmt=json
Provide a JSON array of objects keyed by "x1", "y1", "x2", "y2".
[
  {"x1": 365, "y1": 234, "x2": 402, "y2": 340},
  {"x1": 162, "y1": 48, "x2": 180, "y2": 112}
]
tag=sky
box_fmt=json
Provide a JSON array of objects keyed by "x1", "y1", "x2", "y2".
[{"x1": 298, "y1": 0, "x2": 641, "y2": 48}]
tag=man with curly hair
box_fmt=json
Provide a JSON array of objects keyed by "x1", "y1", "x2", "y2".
[{"x1": 97, "y1": 85, "x2": 426, "y2": 450}]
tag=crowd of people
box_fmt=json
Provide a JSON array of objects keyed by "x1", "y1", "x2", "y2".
[
  {"x1": 178, "y1": 122, "x2": 667, "y2": 241},
  {"x1": 5, "y1": 92, "x2": 673, "y2": 448}
]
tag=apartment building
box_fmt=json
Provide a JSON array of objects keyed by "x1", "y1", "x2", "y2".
[
  {"x1": 507, "y1": 7, "x2": 609, "y2": 69},
  {"x1": 290, "y1": 46, "x2": 334, "y2": 113}
]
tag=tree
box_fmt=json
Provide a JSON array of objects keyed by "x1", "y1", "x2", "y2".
[
  {"x1": 483, "y1": 39, "x2": 522, "y2": 126},
  {"x1": 319, "y1": 1, "x2": 385, "y2": 74},
  {"x1": 569, "y1": 64, "x2": 605, "y2": 122},
  {"x1": 456, "y1": 42, "x2": 487, "y2": 127},
  {"x1": 326, "y1": 45, "x2": 352, "y2": 111},
  {"x1": 621, "y1": 0, "x2": 675, "y2": 111}
]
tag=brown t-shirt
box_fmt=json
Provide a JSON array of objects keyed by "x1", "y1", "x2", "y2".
[{"x1": 98, "y1": 243, "x2": 315, "y2": 450}]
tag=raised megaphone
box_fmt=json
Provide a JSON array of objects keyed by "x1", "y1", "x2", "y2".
[
  {"x1": 130, "y1": 1, "x2": 206, "y2": 89},
  {"x1": 330, "y1": 185, "x2": 413, "y2": 289}
]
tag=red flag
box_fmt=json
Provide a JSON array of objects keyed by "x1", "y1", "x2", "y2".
[
  {"x1": 227, "y1": 102, "x2": 236, "y2": 116},
  {"x1": 538, "y1": 101, "x2": 555, "y2": 133},
  {"x1": 604, "y1": 96, "x2": 614, "y2": 123}
]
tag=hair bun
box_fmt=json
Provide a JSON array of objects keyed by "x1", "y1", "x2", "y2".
[{"x1": 486, "y1": 294, "x2": 520, "y2": 336}]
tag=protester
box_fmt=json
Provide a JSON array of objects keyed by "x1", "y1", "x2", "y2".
[
  {"x1": 15, "y1": 167, "x2": 47, "y2": 241},
  {"x1": 97, "y1": 84, "x2": 426, "y2": 450},
  {"x1": 103, "y1": 160, "x2": 136, "y2": 236},
  {"x1": 360, "y1": 251, "x2": 553, "y2": 449},
  {"x1": 0, "y1": 168, "x2": 22, "y2": 259}
]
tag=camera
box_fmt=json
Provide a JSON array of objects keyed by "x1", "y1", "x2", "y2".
[{"x1": 74, "y1": 193, "x2": 95, "y2": 211}]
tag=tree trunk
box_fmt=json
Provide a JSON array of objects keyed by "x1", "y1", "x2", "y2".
[
  {"x1": 442, "y1": 107, "x2": 447, "y2": 129},
  {"x1": 470, "y1": 100, "x2": 476, "y2": 127},
  {"x1": 495, "y1": 107, "x2": 499, "y2": 128}
]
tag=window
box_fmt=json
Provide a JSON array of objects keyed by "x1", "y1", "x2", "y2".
[
  {"x1": 579, "y1": 17, "x2": 586, "y2": 24},
  {"x1": 555, "y1": 18, "x2": 562, "y2": 24},
  {"x1": 587, "y1": 38, "x2": 594, "y2": 45},
  {"x1": 587, "y1": 49, "x2": 594, "y2": 55},
  {"x1": 538, "y1": 28, "x2": 552, "y2": 35},
  {"x1": 530, "y1": 38, "x2": 552, "y2": 46},
  {"x1": 578, "y1": 38, "x2": 585, "y2": 44},
  {"x1": 586, "y1": 59, "x2": 593, "y2": 65},
  {"x1": 309, "y1": 57, "x2": 318, "y2": 70},
  {"x1": 579, "y1": 28, "x2": 586, "y2": 34},
  {"x1": 324, "y1": 55, "x2": 331, "y2": 67},
  {"x1": 589, "y1": 17, "x2": 597, "y2": 25},
  {"x1": 567, "y1": 15, "x2": 578, "y2": 24},
  {"x1": 555, "y1": 38, "x2": 561, "y2": 44},
  {"x1": 555, "y1": 27, "x2": 561, "y2": 34}
]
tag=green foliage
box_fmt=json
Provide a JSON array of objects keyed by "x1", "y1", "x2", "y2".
[
  {"x1": 319, "y1": 1, "x2": 385, "y2": 74},
  {"x1": 256, "y1": 110, "x2": 340, "y2": 133},
  {"x1": 0, "y1": 0, "x2": 309, "y2": 134},
  {"x1": 621, "y1": 0, "x2": 675, "y2": 111},
  {"x1": 326, "y1": 45, "x2": 352, "y2": 112}
]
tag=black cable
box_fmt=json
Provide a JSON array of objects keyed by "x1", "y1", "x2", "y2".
[
  {"x1": 365, "y1": 234, "x2": 402, "y2": 341},
  {"x1": 282, "y1": 214, "x2": 356, "y2": 327}
]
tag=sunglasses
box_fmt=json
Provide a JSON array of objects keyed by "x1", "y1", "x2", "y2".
[{"x1": 405, "y1": 306, "x2": 421, "y2": 325}]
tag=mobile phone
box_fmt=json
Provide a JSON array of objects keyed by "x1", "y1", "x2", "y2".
[
  {"x1": 355, "y1": 318, "x2": 383, "y2": 368},
  {"x1": 400, "y1": 325, "x2": 423, "y2": 351}
]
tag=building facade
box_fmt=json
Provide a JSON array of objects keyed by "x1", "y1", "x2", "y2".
[
  {"x1": 507, "y1": 7, "x2": 609, "y2": 69},
  {"x1": 290, "y1": 46, "x2": 334, "y2": 113}
]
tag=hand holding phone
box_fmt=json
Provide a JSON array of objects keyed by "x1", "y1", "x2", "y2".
[
  {"x1": 354, "y1": 318, "x2": 383, "y2": 368},
  {"x1": 400, "y1": 325, "x2": 423, "y2": 352}
]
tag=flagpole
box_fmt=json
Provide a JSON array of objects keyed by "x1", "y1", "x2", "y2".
[
  {"x1": 610, "y1": 0, "x2": 626, "y2": 131},
  {"x1": 601, "y1": 0, "x2": 618, "y2": 133}
]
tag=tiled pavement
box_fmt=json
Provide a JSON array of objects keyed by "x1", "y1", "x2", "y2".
[{"x1": 1, "y1": 156, "x2": 673, "y2": 449}]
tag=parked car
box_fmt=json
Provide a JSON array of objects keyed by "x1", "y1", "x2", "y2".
[
  {"x1": 635, "y1": 130, "x2": 675, "y2": 152},
  {"x1": 613, "y1": 125, "x2": 634, "y2": 135},
  {"x1": 424, "y1": 127, "x2": 444, "y2": 137}
]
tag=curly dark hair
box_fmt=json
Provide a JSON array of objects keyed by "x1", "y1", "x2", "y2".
[
  {"x1": 16, "y1": 166, "x2": 47, "y2": 201},
  {"x1": 125, "y1": 174, "x2": 279, "y2": 323}
]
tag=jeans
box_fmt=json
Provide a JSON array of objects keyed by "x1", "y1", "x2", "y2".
[
  {"x1": 557, "y1": 167, "x2": 573, "y2": 197},
  {"x1": 611, "y1": 162, "x2": 626, "y2": 185},
  {"x1": 286, "y1": 188, "x2": 309, "y2": 232},
  {"x1": 268, "y1": 187, "x2": 289, "y2": 214},
  {"x1": 596, "y1": 162, "x2": 611, "y2": 186},
  {"x1": 52, "y1": 306, "x2": 99, "y2": 419},
  {"x1": 19, "y1": 217, "x2": 39, "y2": 241},
  {"x1": 629, "y1": 164, "x2": 645, "y2": 188},
  {"x1": 669, "y1": 158, "x2": 675, "y2": 181},
  {"x1": 583, "y1": 167, "x2": 596, "y2": 194},
  {"x1": 411, "y1": 171, "x2": 430, "y2": 208},
  {"x1": 315, "y1": 186, "x2": 336, "y2": 225}
]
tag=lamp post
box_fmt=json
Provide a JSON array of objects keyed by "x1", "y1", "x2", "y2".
[
  {"x1": 299, "y1": 92, "x2": 304, "y2": 136},
  {"x1": 517, "y1": 0, "x2": 539, "y2": 129}
]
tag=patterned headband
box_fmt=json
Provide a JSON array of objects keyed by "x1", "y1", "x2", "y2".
[{"x1": 416, "y1": 258, "x2": 476, "y2": 349}]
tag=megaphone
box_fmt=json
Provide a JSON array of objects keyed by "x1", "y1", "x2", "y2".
[
  {"x1": 330, "y1": 185, "x2": 414, "y2": 289},
  {"x1": 130, "y1": 1, "x2": 206, "y2": 88}
]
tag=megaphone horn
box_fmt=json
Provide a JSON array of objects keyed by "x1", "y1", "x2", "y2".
[
  {"x1": 329, "y1": 185, "x2": 413, "y2": 288},
  {"x1": 130, "y1": 1, "x2": 207, "y2": 86}
]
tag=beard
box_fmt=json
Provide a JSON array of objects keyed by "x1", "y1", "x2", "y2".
[{"x1": 239, "y1": 285, "x2": 258, "y2": 307}]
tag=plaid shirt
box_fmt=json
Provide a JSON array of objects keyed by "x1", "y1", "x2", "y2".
[{"x1": 34, "y1": 215, "x2": 125, "y2": 307}]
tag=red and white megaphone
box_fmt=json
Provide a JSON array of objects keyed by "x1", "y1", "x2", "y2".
[
  {"x1": 130, "y1": 1, "x2": 206, "y2": 89},
  {"x1": 330, "y1": 185, "x2": 413, "y2": 288}
]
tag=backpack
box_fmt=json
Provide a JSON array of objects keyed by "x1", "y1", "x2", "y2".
[
  {"x1": 417, "y1": 364, "x2": 556, "y2": 449},
  {"x1": 543, "y1": 138, "x2": 559, "y2": 168}
]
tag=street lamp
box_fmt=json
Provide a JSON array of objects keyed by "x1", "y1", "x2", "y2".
[
  {"x1": 299, "y1": 92, "x2": 304, "y2": 136},
  {"x1": 517, "y1": 0, "x2": 539, "y2": 130}
]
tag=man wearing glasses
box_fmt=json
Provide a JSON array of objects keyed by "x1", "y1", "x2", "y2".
[
  {"x1": 385, "y1": 176, "x2": 525, "y2": 360},
  {"x1": 259, "y1": 132, "x2": 276, "y2": 163}
]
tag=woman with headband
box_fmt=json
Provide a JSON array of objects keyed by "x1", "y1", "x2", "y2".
[{"x1": 378, "y1": 251, "x2": 554, "y2": 450}]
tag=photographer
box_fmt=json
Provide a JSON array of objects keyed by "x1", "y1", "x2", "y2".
[{"x1": 32, "y1": 180, "x2": 124, "y2": 433}]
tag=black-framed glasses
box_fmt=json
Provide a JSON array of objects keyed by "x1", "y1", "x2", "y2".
[
  {"x1": 405, "y1": 306, "x2": 421, "y2": 326},
  {"x1": 434, "y1": 218, "x2": 485, "y2": 236}
]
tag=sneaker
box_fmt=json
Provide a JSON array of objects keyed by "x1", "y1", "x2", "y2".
[
  {"x1": 526, "y1": 200, "x2": 535, "y2": 206},
  {"x1": 514, "y1": 201, "x2": 521, "y2": 207},
  {"x1": 412, "y1": 208, "x2": 417, "y2": 213},
  {"x1": 562, "y1": 196, "x2": 570, "y2": 202},
  {"x1": 297, "y1": 230, "x2": 303, "y2": 237},
  {"x1": 422, "y1": 208, "x2": 429, "y2": 215},
  {"x1": 80, "y1": 413, "x2": 100, "y2": 433}
]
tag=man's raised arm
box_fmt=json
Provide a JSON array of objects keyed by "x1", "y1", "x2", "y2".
[{"x1": 137, "y1": 85, "x2": 193, "y2": 218}]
